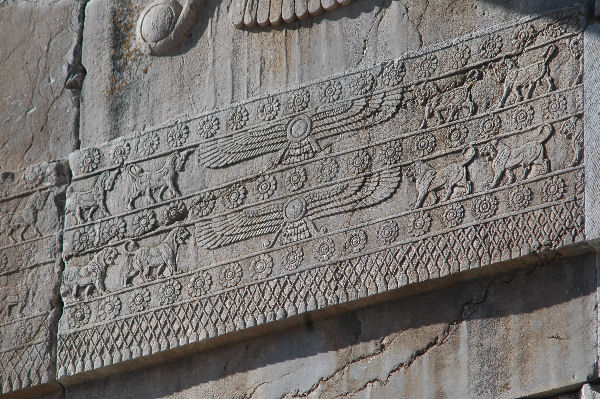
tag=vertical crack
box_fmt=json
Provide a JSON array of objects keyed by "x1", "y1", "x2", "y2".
[{"x1": 65, "y1": 0, "x2": 90, "y2": 153}]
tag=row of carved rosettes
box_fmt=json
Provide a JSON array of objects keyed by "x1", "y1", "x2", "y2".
[
  {"x1": 62, "y1": 83, "x2": 583, "y2": 258},
  {"x1": 68, "y1": 8, "x2": 583, "y2": 178},
  {"x1": 60, "y1": 166, "x2": 583, "y2": 324},
  {"x1": 57, "y1": 196, "x2": 583, "y2": 375},
  {"x1": 0, "y1": 162, "x2": 67, "y2": 394},
  {"x1": 57, "y1": 7, "x2": 588, "y2": 377}
]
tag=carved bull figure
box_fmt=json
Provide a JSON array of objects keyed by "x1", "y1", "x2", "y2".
[{"x1": 497, "y1": 44, "x2": 557, "y2": 108}]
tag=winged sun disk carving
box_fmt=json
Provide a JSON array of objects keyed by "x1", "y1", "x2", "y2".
[{"x1": 195, "y1": 165, "x2": 402, "y2": 249}]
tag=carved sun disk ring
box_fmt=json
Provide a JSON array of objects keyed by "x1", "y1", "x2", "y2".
[
  {"x1": 284, "y1": 197, "x2": 307, "y2": 222},
  {"x1": 139, "y1": 1, "x2": 182, "y2": 44},
  {"x1": 287, "y1": 115, "x2": 313, "y2": 143}
]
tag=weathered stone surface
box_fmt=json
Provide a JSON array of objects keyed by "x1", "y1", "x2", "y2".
[
  {"x1": 58, "y1": 5, "x2": 589, "y2": 376},
  {"x1": 79, "y1": 0, "x2": 582, "y2": 147},
  {"x1": 0, "y1": 0, "x2": 81, "y2": 170},
  {"x1": 0, "y1": 161, "x2": 68, "y2": 394},
  {"x1": 60, "y1": 254, "x2": 598, "y2": 398}
]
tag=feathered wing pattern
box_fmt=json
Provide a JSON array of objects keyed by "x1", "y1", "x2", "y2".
[
  {"x1": 195, "y1": 203, "x2": 284, "y2": 249},
  {"x1": 307, "y1": 165, "x2": 403, "y2": 220},
  {"x1": 232, "y1": 0, "x2": 353, "y2": 28},
  {"x1": 311, "y1": 89, "x2": 403, "y2": 141},
  {"x1": 197, "y1": 122, "x2": 289, "y2": 169},
  {"x1": 196, "y1": 90, "x2": 403, "y2": 170},
  {"x1": 194, "y1": 166, "x2": 402, "y2": 250}
]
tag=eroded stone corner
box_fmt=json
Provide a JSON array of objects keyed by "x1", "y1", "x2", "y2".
[{"x1": 0, "y1": 161, "x2": 68, "y2": 394}]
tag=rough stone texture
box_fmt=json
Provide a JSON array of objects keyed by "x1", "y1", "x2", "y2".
[
  {"x1": 584, "y1": 22, "x2": 600, "y2": 240},
  {"x1": 0, "y1": 161, "x2": 68, "y2": 394},
  {"x1": 60, "y1": 254, "x2": 598, "y2": 399},
  {"x1": 58, "y1": 5, "x2": 589, "y2": 376},
  {"x1": 0, "y1": 0, "x2": 81, "y2": 170},
  {"x1": 79, "y1": 0, "x2": 584, "y2": 147}
]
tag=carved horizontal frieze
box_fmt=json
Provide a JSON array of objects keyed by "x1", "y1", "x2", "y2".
[
  {"x1": 58, "y1": 7, "x2": 587, "y2": 377},
  {"x1": 0, "y1": 162, "x2": 67, "y2": 394}
]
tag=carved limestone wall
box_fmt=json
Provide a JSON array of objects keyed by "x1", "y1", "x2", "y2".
[
  {"x1": 0, "y1": 162, "x2": 68, "y2": 394},
  {"x1": 57, "y1": 6, "x2": 589, "y2": 377}
]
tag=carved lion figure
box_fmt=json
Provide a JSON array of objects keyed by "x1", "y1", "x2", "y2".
[
  {"x1": 418, "y1": 70, "x2": 481, "y2": 129},
  {"x1": 405, "y1": 146, "x2": 477, "y2": 209},
  {"x1": 123, "y1": 226, "x2": 190, "y2": 286},
  {"x1": 61, "y1": 247, "x2": 120, "y2": 300}
]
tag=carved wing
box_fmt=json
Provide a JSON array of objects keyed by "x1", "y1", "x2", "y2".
[
  {"x1": 306, "y1": 165, "x2": 402, "y2": 220},
  {"x1": 311, "y1": 89, "x2": 404, "y2": 141},
  {"x1": 197, "y1": 122, "x2": 288, "y2": 168},
  {"x1": 231, "y1": 0, "x2": 353, "y2": 28},
  {"x1": 195, "y1": 203, "x2": 284, "y2": 249},
  {"x1": 197, "y1": 90, "x2": 403, "y2": 169}
]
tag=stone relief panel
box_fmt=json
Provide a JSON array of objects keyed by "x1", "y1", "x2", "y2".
[
  {"x1": 58, "y1": 7, "x2": 586, "y2": 377},
  {"x1": 0, "y1": 162, "x2": 67, "y2": 394}
]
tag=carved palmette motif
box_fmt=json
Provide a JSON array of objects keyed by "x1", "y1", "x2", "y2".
[
  {"x1": 59, "y1": 8, "x2": 587, "y2": 377},
  {"x1": 0, "y1": 162, "x2": 67, "y2": 394}
]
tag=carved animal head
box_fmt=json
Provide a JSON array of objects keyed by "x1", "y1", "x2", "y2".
[
  {"x1": 480, "y1": 141, "x2": 498, "y2": 160},
  {"x1": 102, "y1": 247, "x2": 120, "y2": 266},
  {"x1": 414, "y1": 82, "x2": 439, "y2": 105},
  {"x1": 559, "y1": 116, "x2": 579, "y2": 138},
  {"x1": 127, "y1": 164, "x2": 143, "y2": 178},
  {"x1": 174, "y1": 149, "x2": 194, "y2": 171},
  {"x1": 173, "y1": 226, "x2": 191, "y2": 246},
  {"x1": 461, "y1": 145, "x2": 477, "y2": 161},
  {"x1": 403, "y1": 163, "x2": 416, "y2": 181},
  {"x1": 504, "y1": 57, "x2": 518, "y2": 70},
  {"x1": 466, "y1": 69, "x2": 482, "y2": 85},
  {"x1": 102, "y1": 169, "x2": 121, "y2": 191}
]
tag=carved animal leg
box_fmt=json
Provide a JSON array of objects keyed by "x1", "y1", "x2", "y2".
[
  {"x1": 412, "y1": 191, "x2": 428, "y2": 209},
  {"x1": 76, "y1": 207, "x2": 85, "y2": 224},
  {"x1": 571, "y1": 144, "x2": 583, "y2": 167},
  {"x1": 19, "y1": 224, "x2": 29, "y2": 241},
  {"x1": 464, "y1": 181, "x2": 473, "y2": 196},
  {"x1": 515, "y1": 85, "x2": 525, "y2": 102},
  {"x1": 32, "y1": 224, "x2": 43, "y2": 237},
  {"x1": 498, "y1": 86, "x2": 511, "y2": 108},
  {"x1": 545, "y1": 75, "x2": 556, "y2": 92},
  {"x1": 489, "y1": 170, "x2": 504, "y2": 188},
  {"x1": 444, "y1": 184, "x2": 455, "y2": 201}
]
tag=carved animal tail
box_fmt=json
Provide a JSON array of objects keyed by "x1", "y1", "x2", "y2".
[
  {"x1": 539, "y1": 124, "x2": 554, "y2": 143},
  {"x1": 544, "y1": 44, "x2": 558, "y2": 64},
  {"x1": 124, "y1": 240, "x2": 139, "y2": 255}
]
